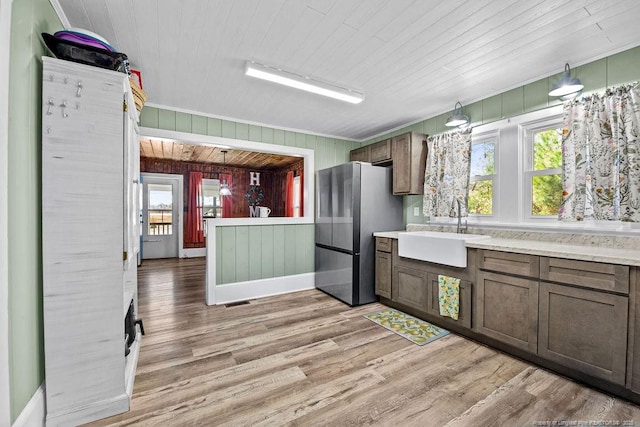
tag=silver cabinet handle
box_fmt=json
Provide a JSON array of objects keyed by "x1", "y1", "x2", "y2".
[
  {"x1": 76, "y1": 81, "x2": 83, "y2": 97},
  {"x1": 46, "y1": 98, "x2": 54, "y2": 115}
]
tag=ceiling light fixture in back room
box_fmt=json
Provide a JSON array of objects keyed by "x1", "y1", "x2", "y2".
[
  {"x1": 244, "y1": 61, "x2": 365, "y2": 104},
  {"x1": 219, "y1": 150, "x2": 232, "y2": 196}
]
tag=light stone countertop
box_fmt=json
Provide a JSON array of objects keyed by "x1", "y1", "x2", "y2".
[
  {"x1": 464, "y1": 237, "x2": 640, "y2": 266},
  {"x1": 372, "y1": 231, "x2": 402, "y2": 239},
  {"x1": 373, "y1": 230, "x2": 640, "y2": 266}
]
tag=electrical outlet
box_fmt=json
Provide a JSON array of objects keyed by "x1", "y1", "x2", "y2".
[{"x1": 413, "y1": 207, "x2": 420, "y2": 216}]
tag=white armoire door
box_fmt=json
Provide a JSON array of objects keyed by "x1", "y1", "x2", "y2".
[{"x1": 42, "y1": 57, "x2": 139, "y2": 426}]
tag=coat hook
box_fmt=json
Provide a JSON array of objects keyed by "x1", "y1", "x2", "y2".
[{"x1": 60, "y1": 100, "x2": 68, "y2": 118}]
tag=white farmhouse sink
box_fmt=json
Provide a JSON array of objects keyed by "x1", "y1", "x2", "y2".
[{"x1": 397, "y1": 231, "x2": 491, "y2": 268}]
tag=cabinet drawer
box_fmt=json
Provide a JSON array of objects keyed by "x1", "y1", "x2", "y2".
[
  {"x1": 426, "y1": 273, "x2": 472, "y2": 329},
  {"x1": 539, "y1": 282, "x2": 628, "y2": 385},
  {"x1": 376, "y1": 237, "x2": 392, "y2": 253},
  {"x1": 370, "y1": 139, "x2": 392, "y2": 165},
  {"x1": 479, "y1": 250, "x2": 539, "y2": 278},
  {"x1": 540, "y1": 257, "x2": 629, "y2": 294}
]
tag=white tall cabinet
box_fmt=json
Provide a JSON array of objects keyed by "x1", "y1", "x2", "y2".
[{"x1": 41, "y1": 57, "x2": 141, "y2": 426}]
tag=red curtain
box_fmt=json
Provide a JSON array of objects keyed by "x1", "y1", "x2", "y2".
[
  {"x1": 299, "y1": 170, "x2": 304, "y2": 217},
  {"x1": 186, "y1": 171, "x2": 204, "y2": 243},
  {"x1": 285, "y1": 171, "x2": 294, "y2": 217},
  {"x1": 220, "y1": 173, "x2": 233, "y2": 218}
]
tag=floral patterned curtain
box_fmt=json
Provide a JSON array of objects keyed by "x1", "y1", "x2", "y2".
[
  {"x1": 423, "y1": 128, "x2": 472, "y2": 217},
  {"x1": 559, "y1": 84, "x2": 640, "y2": 222}
]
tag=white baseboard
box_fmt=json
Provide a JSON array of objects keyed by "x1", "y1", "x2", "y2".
[
  {"x1": 181, "y1": 248, "x2": 205, "y2": 258},
  {"x1": 212, "y1": 273, "x2": 315, "y2": 305},
  {"x1": 12, "y1": 383, "x2": 45, "y2": 427}
]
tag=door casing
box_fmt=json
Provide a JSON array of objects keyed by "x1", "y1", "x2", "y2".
[{"x1": 141, "y1": 173, "x2": 184, "y2": 259}]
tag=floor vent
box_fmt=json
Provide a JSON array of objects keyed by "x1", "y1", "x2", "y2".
[{"x1": 225, "y1": 300, "x2": 250, "y2": 308}]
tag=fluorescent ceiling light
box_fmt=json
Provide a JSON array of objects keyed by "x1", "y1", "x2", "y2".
[{"x1": 244, "y1": 61, "x2": 364, "y2": 104}]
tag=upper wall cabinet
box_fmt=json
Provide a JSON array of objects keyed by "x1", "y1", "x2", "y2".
[
  {"x1": 369, "y1": 138, "x2": 392, "y2": 165},
  {"x1": 349, "y1": 138, "x2": 392, "y2": 165},
  {"x1": 392, "y1": 132, "x2": 428, "y2": 195},
  {"x1": 349, "y1": 145, "x2": 371, "y2": 162}
]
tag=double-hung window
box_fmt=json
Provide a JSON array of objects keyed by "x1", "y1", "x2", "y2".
[
  {"x1": 468, "y1": 133, "x2": 497, "y2": 217},
  {"x1": 425, "y1": 106, "x2": 571, "y2": 226},
  {"x1": 523, "y1": 121, "x2": 563, "y2": 219},
  {"x1": 202, "y1": 178, "x2": 222, "y2": 218}
]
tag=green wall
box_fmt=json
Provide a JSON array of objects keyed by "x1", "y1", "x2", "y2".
[
  {"x1": 139, "y1": 107, "x2": 357, "y2": 172},
  {"x1": 6, "y1": 3, "x2": 640, "y2": 419},
  {"x1": 139, "y1": 107, "x2": 358, "y2": 282},
  {"x1": 358, "y1": 46, "x2": 640, "y2": 226},
  {"x1": 215, "y1": 224, "x2": 314, "y2": 284},
  {"x1": 8, "y1": 0, "x2": 61, "y2": 422}
]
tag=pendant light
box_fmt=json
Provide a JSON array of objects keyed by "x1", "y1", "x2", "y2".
[
  {"x1": 219, "y1": 150, "x2": 232, "y2": 196},
  {"x1": 445, "y1": 101, "x2": 470, "y2": 127},
  {"x1": 549, "y1": 63, "x2": 584, "y2": 99}
]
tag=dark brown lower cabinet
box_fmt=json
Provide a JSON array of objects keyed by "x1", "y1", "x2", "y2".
[
  {"x1": 375, "y1": 250, "x2": 392, "y2": 299},
  {"x1": 426, "y1": 273, "x2": 472, "y2": 329},
  {"x1": 538, "y1": 282, "x2": 628, "y2": 385},
  {"x1": 475, "y1": 270, "x2": 539, "y2": 352},
  {"x1": 393, "y1": 265, "x2": 428, "y2": 312}
]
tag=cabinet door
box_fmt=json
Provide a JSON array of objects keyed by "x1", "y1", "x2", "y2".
[
  {"x1": 475, "y1": 271, "x2": 538, "y2": 352},
  {"x1": 370, "y1": 139, "x2": 392, "y2": 165},
  {"x1": 391, "y1": 132, "x2": 427, "y2": 195},
  {"x1": 350, "y1": 146, "x2": 370, "y2": 162},
  {"x1": 539, "y1": 282, "x2": 628, "y2": 385},
  {"x1": 426, "y1": 273, "x2": 472, "y2": 329},
  {"x1": 375, "y1": 251, "x2": 392, "y2": 299},
  {"x1": 392, "y1": 133, "x2": 412, "y2": 194},
  {"x1": 393, "y1": 265, "x2": 428, "y2": 312},
  {"x1": 123, "y1": 99, "x2": 140, "y2": 271}
]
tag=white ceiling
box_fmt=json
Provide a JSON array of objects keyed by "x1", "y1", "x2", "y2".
[{"x1": 53, "y1": 0, "x2": 640, "y2": 141}]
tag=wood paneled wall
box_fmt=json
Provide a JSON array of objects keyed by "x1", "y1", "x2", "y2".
[{"x1": 141, "y1": 156, "x2": 291, "y2": 248}]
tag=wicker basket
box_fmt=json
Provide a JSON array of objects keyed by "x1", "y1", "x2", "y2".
[{"x1": 128, "y1": 78, "x2": 147, "y2": 112}]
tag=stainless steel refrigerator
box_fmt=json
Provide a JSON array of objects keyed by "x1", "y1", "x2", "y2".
[{"x1": 315, "y1": 162, "x2": 403, "y2": 306}]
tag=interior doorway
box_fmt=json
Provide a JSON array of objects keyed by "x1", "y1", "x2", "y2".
[{"x1": 141, "y1": 173, "x2": 183, "y2": 259}]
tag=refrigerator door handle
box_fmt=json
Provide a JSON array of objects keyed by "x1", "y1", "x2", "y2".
[{"x1": 315, "y1": 243, "x2": 355, "y2": 256}]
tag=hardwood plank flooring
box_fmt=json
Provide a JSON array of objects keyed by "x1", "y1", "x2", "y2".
[{"x1": 86, "y1": 258, "x2": 640, "y2": 426}]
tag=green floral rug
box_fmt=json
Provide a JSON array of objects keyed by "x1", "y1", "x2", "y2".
[{"x1": 364, "y1": 308, "x2": 449, "y2": 346}]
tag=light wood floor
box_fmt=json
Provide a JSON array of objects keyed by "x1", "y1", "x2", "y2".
[{"x1": 87, "y1": 257, "x2": 640, "y2": 426}]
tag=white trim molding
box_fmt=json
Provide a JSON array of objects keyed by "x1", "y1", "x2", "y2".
[
  {"x1": 47, "y1": 0, "x2": 70, "y2": 28},
  {"x1": 0, "y1": 0, "x2": 13, "y2": 424},
  {"x1": 11, "y1": 383, "x2": 45, "y2": 427},
  {"x1": 139, "y1": 127, "x2": 316, "y2": 225},
  {"x1": 140, "y1": 172, "x2": 184, "y2": 260}
]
